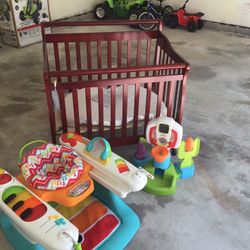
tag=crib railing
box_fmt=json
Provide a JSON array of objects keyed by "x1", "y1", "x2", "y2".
[{"x1": 42, "y1": 21, "x2": 189, "y2": 145}]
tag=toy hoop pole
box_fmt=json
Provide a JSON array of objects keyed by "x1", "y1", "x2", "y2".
[{"x1": 19, "y1": 140, "x2": 47, "y2": 162}]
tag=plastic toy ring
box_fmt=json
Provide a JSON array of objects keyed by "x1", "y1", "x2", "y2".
[{"x1": 151, "y1": 146, "x2": 170, "y2": 162}]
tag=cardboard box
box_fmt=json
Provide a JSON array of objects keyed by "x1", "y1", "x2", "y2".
[{"x1": 0, "y1": 0, "x2": 50, "y2": 47}]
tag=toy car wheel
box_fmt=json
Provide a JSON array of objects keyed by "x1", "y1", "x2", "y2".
[
  {"x1": 166, "y1": 15, "x2": 178, "y2": 28},
  {"x1": 128, "y1": 9, "x2": 141, "y2": 29},
  {"x1": 129, "y1": 3, "x2": 142, "y2": 12},
  {"x1": 163, "y1": 5, "x2": 174, "y2": 16},
  {"x1": 33, "y1": 12, "x2": 40, "y2": 24},
  {"x1": 138, "y1": 11, "x2": 156, "y2": 31},
  {"x1": 42, "y1": 13, "x2": 48, "y2": 19},
  {"x1": 94, "y1": 2, "x2": 111, "y2": 20},
  {"x1": 4, "y1": 10, "x2": 10, "y2": 21},
  {"x1": 19, "y1": 11, "x2": 26, "y2": 21},
  {"x1": 38, "y1": 2, "x2": 42, "y2": 11},
  {"x1": 197, "y1": 19, "x2": 204, "y2": 29},
  {"x1": 187, "y1": 21, "x2": 196, "y2": 32}
]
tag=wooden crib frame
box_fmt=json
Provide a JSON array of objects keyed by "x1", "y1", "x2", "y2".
[{"x1": 42, "y1": 20, "x2": 190, "y2": 146}]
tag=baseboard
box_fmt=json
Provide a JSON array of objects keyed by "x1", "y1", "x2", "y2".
[{"x1": 204, "y1": 20, "x2": 250, "y2": 36}]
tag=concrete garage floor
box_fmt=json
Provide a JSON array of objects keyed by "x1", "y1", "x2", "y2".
[{"x1": 0, "y1": 19, "x2": 250, "y2": 250}]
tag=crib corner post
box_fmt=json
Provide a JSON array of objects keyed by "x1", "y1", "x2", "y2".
[
  {"x1": 177, "y1": 65, "x2": 190, "y2": 124},
  {"x1": 158, "y1": 20, "x2": 163, "y2": 32},
  {"x1": 44, "y1": 73, "x2": 57, "y2": 144}
]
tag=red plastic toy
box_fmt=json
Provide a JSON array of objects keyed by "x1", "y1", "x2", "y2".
[{"x1": 165, "y1": 0, "x2": 204, "y2": 32}]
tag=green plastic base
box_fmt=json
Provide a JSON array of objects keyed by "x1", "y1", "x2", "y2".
[{"x1": 144, "y1": 162, "x2": 179, "y2": 196}]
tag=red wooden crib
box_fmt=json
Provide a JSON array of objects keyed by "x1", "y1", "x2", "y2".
[{"x1": 42, "y1": 20, "x2": 189, "y2": 146}]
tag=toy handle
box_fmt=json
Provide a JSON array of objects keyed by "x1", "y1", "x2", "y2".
[
  {"x1": 19, "y1": 140, "x2": 47, "y2": 163},
  {"x1": 74, "y1": 243, "x2": 82, "y2": 250},
  {"x1": 183, "y1": 0, "x2": 189, "y2": 9},
  {"x1": 85, "y1": 137, "x2": 111, "y2": 161},
  {"x1": 62, "y1": 231, "x2": 82, "y2": 250}
]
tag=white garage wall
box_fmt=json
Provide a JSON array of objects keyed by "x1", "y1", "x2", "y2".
[
  {"x1": 49, "y1": 0, "x2": 250, "y2": 28},
  {"x1": 49, "y1": 0, "x2": 96, "y2": 20}
]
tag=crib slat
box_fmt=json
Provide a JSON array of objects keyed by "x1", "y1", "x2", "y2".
[
  {"x1": 75, "y1": 42, "x2": 82, "y2": 81},
  {"x1": 122, "y1": 84, "x2": 128, "y2": 137},
  {"x1": 164, "y1": 52, "x2": 168, "y2": 75},
  {"x1": 110, "y1": 85, "x2": 116, "y2": 139},
  {"x1": 154, "y1": 43, "x2": 160, "y2": 67},
  {"x1": 127, "y1": 40, "x2": 131, "y2": 78},
  {"x1": 133, "y1": 84, "x2": 140, "y2": 136},
  {"x1": 175, "y1": 81, "x2": 183, "y2": 123},
  {"x1": 108, "y1": 41, "x2": 112, "y2": 79},
  {"x1": 166, "y1": 55, "x2": 170, "y2": 76},
  {"x1": 173, "y1": 80, "x2": 180, "y2": 119},
  {"x1": 144, "y1": 82, "x2": 152, "y2": 132},
  {"x1": 58, "y1": 88, "x2": 67, "y2": 133},
  {"x1": 166, "y1": 81, "x2": 174, "y2": 117},
  {"x1": 86, "y1": 42, "x2": 92, "y2": 80},
  {"x1": 97, "y1": 41, "x2": 102, "y2": 80},
  {"x1": 146, "y1": 39, "x2": 151, "y2": 66},
  {"x1": 53, "y1": 42, "x2": 61, "y2": 82},
  {"x1": 85, "y1": 87, "x2": 92, "y2": 137},
  {"x1": 44, "y1": 79, "x2": 56, "y2": 143},
  {"x1": 136, "y1": 40, "x2": 142, "y2": 76},
  {"x1": 156, "y1": 80, "x2": 164, "y2": 117},
  {"x1": 173, "y1": 69, "x2": 181, "y2": 118},
  {"x1": 72, "y1": 89, "x2": 80, "y2": 134},
  {"x1": 117, "y1": 40, "x2": 122, "y2": 78},
  {"x1": 159, "y1": 49, "x2": 163, "y2": 66},
  {"x1": 145, "y1": 39, "x2": 152, "y2": 78},
  {"x1": 163, "y1": 80, "x2": 167, "y2": 103},
  {"x1": 98, "y1": 87, "x2": 104, "y2": 137},
  {"x1": 176, "y1": 71, "x2": 187, "y2": 124},
  {"x1": 161, "y1": 50, "x2": 166, "y2": 76},
  {"x1": 159, "y1": 49, "x2": 163, "y2": 75},
  {"x1": 65, "y1": 42, "x2": 72, "y2": 82},
  {"x1": 97, "y1": 41, "x2": 102, "y2": 76},
  {"x1": 127, "y1": 40, "x2": 131, "y2": 67}
]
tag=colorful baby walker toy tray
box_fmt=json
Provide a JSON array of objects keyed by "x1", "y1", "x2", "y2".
[{"x1": 0, "y1": 136, "x2": 151, "y2": 250}]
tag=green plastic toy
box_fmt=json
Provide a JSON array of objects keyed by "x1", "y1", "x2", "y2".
[
  {"x1": 134, "y1": 116, "x2": 201, "y2": 195},
  {"x1": 177, "y1": 137, "x2": 200, "y2": 169},
  {"x1": 175, "y1": 137, "x2": 201, "y2": 179},
  {"x1": 144, "y1": 162, "x2": 179, "y2": 195},
  {"x1": 73, "y1": 243, "x2": 82, "y2": 250},
  {"x1": 94, "y1": 0, "x2": 146, "y2": 19}
]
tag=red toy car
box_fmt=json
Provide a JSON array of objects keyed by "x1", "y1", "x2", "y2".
[{"x1": 165, "y1": 0, "x2": 204, "y2": 32}]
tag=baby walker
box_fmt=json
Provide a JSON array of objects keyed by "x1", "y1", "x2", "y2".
[
  {"x1": 0, "y1": 135, "x2": 151, "y2": 250},
  {"x1": 132, "y1": 116, "x2": 200, "y2": 195}
]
